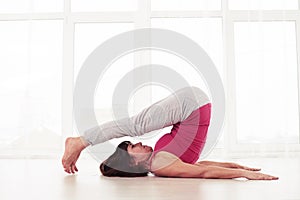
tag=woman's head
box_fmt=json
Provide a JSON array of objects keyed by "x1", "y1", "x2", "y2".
[{"x1": 100, "y1": 141, "x2": 153, "y2": 177}]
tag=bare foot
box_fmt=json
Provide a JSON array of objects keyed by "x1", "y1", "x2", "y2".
[{"x1": 62, "y1": 137, "x2": 89, "y2": 174}]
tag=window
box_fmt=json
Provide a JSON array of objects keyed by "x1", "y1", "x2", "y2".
[
  {"x1": 0, "y1": 20, "x2": 63, "y2": 153},
  {"x1": 0, "y1": 0, "x2": 299, "y2": 156},
  {"x1": 72, "y1": 0, "x2": 138, "y2": 12},
  {"x1": 0, "y1": 0, "x2": 63, "y2": 13},
  {"x1": 229, "y1": 0, "x2": 298, "y2": 10},
  {"x1": 151, "y1": 0, "x2": 221, "y2": 11},
  {"x1": 151, "y1": 18, "x2": 223, "y2": 84},
  {"x1": 234, "y1": 21, "x2": 299, "y2": 144}
]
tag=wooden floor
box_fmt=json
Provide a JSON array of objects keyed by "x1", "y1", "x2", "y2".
[{"x1": 0, "y1": 156, "x2": 299, "y2": 200}]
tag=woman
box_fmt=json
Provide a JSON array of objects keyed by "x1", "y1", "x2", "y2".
[{"x1": 62, "y1": 87, "x2": 278, "y2": 180}]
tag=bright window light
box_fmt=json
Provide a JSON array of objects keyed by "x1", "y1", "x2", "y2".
[
  {"x1": 0, "y1": 0, "x2": 63, "y2": 13},
  {"x1": 71, "y1": 0, "x2": 138, "y2": 12},
  {"x1": 234, "y1": 21, "x2": 299, "y2": 144},
  {"x1": 74, "y1": 23, "x2": 134, "y2": 109},
  {"x1": 0, "y1": 20, "x2": 63, "y2": 150},
  {"x1": 229, "y1": 0, "x2": 298, "y2": 10},
  {"x1": 151, "y1": 0, "x2": 221, "y2": 11}
]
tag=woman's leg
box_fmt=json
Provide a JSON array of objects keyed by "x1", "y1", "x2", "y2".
[
  {"x1": 62, "y1": 86, "x2": 209, "y2": 173},
  {"x1": 83, "y1": 86, "x2": 209, "y2": 146}
]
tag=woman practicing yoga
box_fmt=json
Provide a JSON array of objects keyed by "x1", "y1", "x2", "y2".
[{"x1": 62, "y1": 87, "x2": 278, "y2": 180}]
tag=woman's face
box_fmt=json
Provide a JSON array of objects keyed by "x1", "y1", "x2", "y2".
[{"x1": 127, "y1": 142, "x2": 153, "y2": 164}]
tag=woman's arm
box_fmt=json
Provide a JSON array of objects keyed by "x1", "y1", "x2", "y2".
[
  {"x1": 196, "y1": 161, "x2": 261, "y2": 171},
  {"x1": 152, "y1": 159, "x2": 278, "y2": 180}
]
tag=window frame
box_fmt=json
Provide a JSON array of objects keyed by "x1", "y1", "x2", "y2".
[{"x1": 222, "y1": 0, "x2": 300, "y2": 155}]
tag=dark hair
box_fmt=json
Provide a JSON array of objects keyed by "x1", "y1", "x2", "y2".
[{"x1": 100, "y1": 141, "x2": 149, "y2": 177}]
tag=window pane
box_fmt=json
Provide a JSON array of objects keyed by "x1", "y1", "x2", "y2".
[
  {"x1": 0, "y1": 20, "x2": 63, "y2": 151},
  {"x1": 72, "y1": 0, "x2": 137, "y2": 12},
  {"x1": 151, "y1": 18, "x2": 223, "y2": 85},
  {"x1": 151, "y1": 0, "x2": 221, "y2": 10},
  {"x1": 74, "y1": 23, "x2": 134, "y2": 112},
  {"x1": 0, "y1": 0, "x2": 63, "y2": 13},
  {"x1": 234, "y1": 22, "x2": 299, "y2": 144},
  {"x1": 229, "y1": 0, "x2": 298, "y2": 10},
  {"x1": 151, "y1": 18, "x2": 224, "y2": 147}
]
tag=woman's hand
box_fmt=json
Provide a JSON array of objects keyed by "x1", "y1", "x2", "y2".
[
  {"x1": 244, "y1": 171, "x2": 279, "y2": 180},
  {"x1": 231, "y1": 163, "x2": 261, "y2": 171},
  {"x1": 196, "y1": 161, "x2": 261, "y2": 171}
]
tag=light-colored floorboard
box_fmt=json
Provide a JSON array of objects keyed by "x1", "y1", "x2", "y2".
[{"x1": 0, "y1": 157, "x2": 299, "y2": 200}]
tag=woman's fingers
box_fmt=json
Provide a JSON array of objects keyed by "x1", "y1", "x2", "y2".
[
  {"x1": 243, "y1": 166, "x2": 261, "y2": 171},
  {"x1": 245, "y1": 171, "x2": 279, "y2": 180},
  {"x1": 260, "y1": 174, "x2": 279, "y2": 180},
  {"x1": 235, "y1": 163, "x2": 261, "y2": 171},
  {"x1": 269, "y1": 175, "x2": 279, "y2": 180}
]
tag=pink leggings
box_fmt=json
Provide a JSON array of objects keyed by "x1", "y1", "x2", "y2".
[{"x1": 152, "y1": 103, "x2": 212, "y2": 164}]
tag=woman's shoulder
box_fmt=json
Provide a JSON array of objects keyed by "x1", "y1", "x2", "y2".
[{"x1": 150, "y1": 151, "x2": 180, "y2": 172}]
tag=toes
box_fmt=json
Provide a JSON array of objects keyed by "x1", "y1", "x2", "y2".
[
  {"x1": 74, "y1": 165, "x2": 78, "y2": 172},
  {"x1": 63, "y1": 163, "x2": 73, "y2": 174},
  {"x1": 71, "y1": 165, "x2": 76, "y2": 174},
  {"x1": 64, "y1": 168, "x2": 71, "y2": 174}
]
